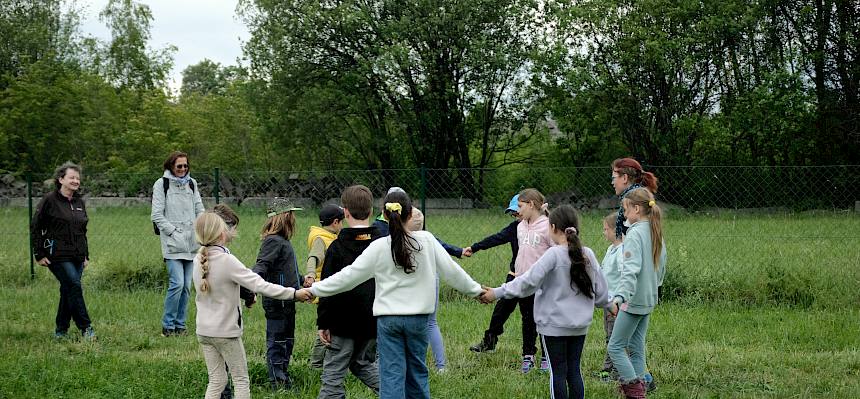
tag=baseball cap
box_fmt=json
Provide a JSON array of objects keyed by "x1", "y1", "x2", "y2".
[
  {"x1": 505, "y1": 194, "x2": 520, "y2": 214},
  {"x1": 319, "y1": 204, "x2": 345, "y2": 226},
  {"x1": 387, "y1": 186, "x2": 407, "y2": 195},
  {"x1": 266, "y1": 197, "x2": 303, "y2": 217}
]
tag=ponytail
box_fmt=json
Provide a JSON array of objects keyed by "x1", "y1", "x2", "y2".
[
  {"x1": 383, "y1": 191, "x2": 420, "y2": 273},
  {"x1": 549, "y1": 205, "x2": 593, "y2": 298},
  {"x1": 640, "y1": 171, "x2": 659, "y2": 194},
  {"x1": 612, "y1": 157, "x2": 659, "y2": 193},
  {"x1": 198, "y1": 245, "x2": 211, "y2": 293}
]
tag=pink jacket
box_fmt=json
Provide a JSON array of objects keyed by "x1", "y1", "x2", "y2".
[{"x1": 514, "y1": 215, "x2": 552, "y2": 275}]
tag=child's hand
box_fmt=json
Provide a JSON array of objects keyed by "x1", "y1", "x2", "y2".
[
  {"x1": 318, "y1": 329, "x2": 331, "y2": 346},
  {"x1": 244, "y1": 295, "x2": 256, "y2": 309},
  {"x1": 295, "y1": 288, "x2": 315, "y2": 303},
  {"x1": 303, "y1": 274, "x2": 315, "y2": 288},
  {"x1": 479, "y1": 286, "x2": 496, "y2": 304},
  {"x1": 462, "y1": 247, "x2": 473, "y2": 257}
]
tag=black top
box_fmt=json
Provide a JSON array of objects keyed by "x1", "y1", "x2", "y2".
[
  {"x1": 30, "y1": 190, "x2": 89, "y2": 263},
  {"x1": 253, "y1": 234, "x2": 301, "y2": 319},
  {"x1": 470, "y1": 220, "x2": 519, "y2": 273},
  {"x1": 317, "y1": 226, "x2": 382, "y2": 339}
]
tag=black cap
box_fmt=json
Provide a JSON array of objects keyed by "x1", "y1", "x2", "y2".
[{"x1": 319, "y1": 204, "x2": 344, "y2": 226}]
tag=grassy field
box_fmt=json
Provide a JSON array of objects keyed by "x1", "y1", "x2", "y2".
[{"x1": 0, "y1": 206, "x2": 858, "y2": 398}]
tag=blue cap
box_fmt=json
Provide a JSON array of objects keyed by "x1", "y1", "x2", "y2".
[{"x1": 505, "y1": 194, "x2": 520, "y2": 214}]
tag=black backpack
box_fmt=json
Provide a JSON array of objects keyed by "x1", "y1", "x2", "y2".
[{"x1": 153, "y1": 177, "x2": 196, "y2": 235}]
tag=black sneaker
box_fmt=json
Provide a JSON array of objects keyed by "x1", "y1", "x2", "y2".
[
  {"x1": 174, "y1": 328, "x2": 188, "y2": 336},
  {"x1": 469, "y1": 333, "x2": 498, "y2": 353},
  {"x1": 161, "y1": 328, "x2": 174, "y2": 337}
]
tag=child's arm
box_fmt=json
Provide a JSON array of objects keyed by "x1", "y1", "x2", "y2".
[
  {"x1": 251, "y1": 236, "x2": 278, "y2": 279},
  {"x1": 586, "y1": 248, "x2": 612, "y2": 309},
  {"x1": 316, "y1": 245, "x2": 342, "y2": 331},
  {"x1": 437, "y1": 238, "x2": 464, "y2": 258},
  {"x1": 657, "y1": 241, "x2": 667, "y2": 287},
  {"x1": 228, "y1": 255, "x2": 295, "y2": 300},
  {"x1": 305, "y1": 236, "x2": 326, "y2": 284},
  {"x1": 433, "y1": 239, "x2": 482, "y2": 297},
  {"x1": 615, "y1": 231, "x2": 643, "y2": 303},
  {"x1": 309, "y1": 241, "x2": 378, "y2": 298},
  {"x1": 469, "y1": 220, "x2": 518, "y2": 253},
  {"x1": 492, "y1": 247, "x2": 556, "y2": 299}
]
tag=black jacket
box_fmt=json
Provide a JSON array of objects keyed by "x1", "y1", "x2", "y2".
[
  {"x1": 317, "y1": 226, "x2": 381, "y2": 339},
  {"x1": 252, "y1": 235, "x2": 301, "y2": 320},
  {"x1": 30, "y1": 190, "x2": 89, "y2": 263},
  {"x1": 470, "y1": 220, "x2": 519, "y2": 273}
]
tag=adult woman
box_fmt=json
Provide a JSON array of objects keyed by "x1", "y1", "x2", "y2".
[
  {"x1": 152, "y1": 151, "x2": 204, "y2": 336},
  {"x1": 31, "y1": 162, "x2": 95, "y2": 340},
  {"x1": 611, "y1": 158, "x2": 658, "y2": 239}
]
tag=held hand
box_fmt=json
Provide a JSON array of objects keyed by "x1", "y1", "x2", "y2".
[
  {"x1": 37, "y1": 257, "x2": 51, "y2": 267},
  {"x1": 83, "y1": 259, "x2": 89, "y2": 268},
  {"x1": 479, "y1": 286, "x2": 496, "y2": 304},
  {"x1": 318, "y1": 329, "x2": 332, "y2": 346},
  {"x1": 245, "y1": 295, "x2": 257, "y2": 309},
  {"x1": 608, "y1": 302, "x2": 618, "y2": 317},
  {"x1": 303, "y1": 275, "x2": 315, "y2": 288},
  {"x1": 462, "y1": 247, "x2": 473, "y2": 257},
  {"x1": 295, "y1": 288, "x2": 315, "y2": 303}
]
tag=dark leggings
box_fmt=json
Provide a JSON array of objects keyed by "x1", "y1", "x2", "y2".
[
  {"x1": 542, "y1": 335, "x2": 586, "y2": 399},
  {"x1": 486, "y1": 274, "x2": 541, "y2": 356}
]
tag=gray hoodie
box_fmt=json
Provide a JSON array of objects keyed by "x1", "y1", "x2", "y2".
[
  {"x1": 151, "y1": 171, "x2": 204, "y2": 260},
  {"x1": 494, "y1": 245, "x2": 612, "y2": 336}
]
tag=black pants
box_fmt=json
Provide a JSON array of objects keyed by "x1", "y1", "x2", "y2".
[
  {"x1": 485, "y1": 274, "x2": 541, "y2": 356},
  {"x1": 543, "y1": 335, "x2": 586, "y2": 399},
  {"x1": 265, "y1": 314, "x2": 296, "y2": 384},
  {"x1": 48, "y1": 261, "x2": 91, "y2": 333}
]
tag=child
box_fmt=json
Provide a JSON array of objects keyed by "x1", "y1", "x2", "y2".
[
  {"x1": 300, "y1": 190, "x2": 484, "y2": 399},
  {"x1": 407, "y1": 207, "x2": 447, "y2": 372},
  {"x1": 481, "y1": 205, "x2": 613, "y2": 399},
  {"x1": 597, "y1": 213, "x2": 623, "y2": 381},
  {"x1": 252, "y1": 198, "x2": 304, "y2": 391},
  {"x1": 466, "y1": 194, "x2": 522, "y2": 353},
  {"x1": 607, "y1": 188, "x2": 666, "y2": 399},
  {"x1": 316, "y1": 185, "x2": 382, "y2": 398},
  {"x1": 305, "y1": 204, "x2": 345, "y2": 369},
  {"x1": 192, "y1": 212, "x2": 311, "y2": 399}
]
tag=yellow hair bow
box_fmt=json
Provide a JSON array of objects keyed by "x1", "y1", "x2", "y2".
[
  {"x1": 385, "y1": 202, "x2": 403, "y2": 214},
  {"x1": 648, "y1": 200, "x2": 656, "y2": 207}
]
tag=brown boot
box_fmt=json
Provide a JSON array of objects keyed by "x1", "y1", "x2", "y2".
[{"x1": 619, "y1": 379, "x2": 647, "y2": 399}]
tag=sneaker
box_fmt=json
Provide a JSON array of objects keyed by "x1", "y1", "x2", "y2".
[
  {"x1": 520, "y1": 355, "x2": 536, "y2": 374},
  {"x1": 539, "y1": 357, "x2": 549, "y2": 371},
  {"x1": 469, "y1": 333, "x2": 498, "y2": 353},
  {"x1": 644, "y1": 373, "x2": 657, "y2": 393},
  {"x1": 53, "y1": 331, "x2": 68, "y2": 340},
  {"x1": 82, "y1": 326, "x2": 96, "y2": 341},
  {"x1": 436, "y1": 367, "x2": 448, "y2": 374},
  {"x1": 174, "y1": 328, "x2": 188, "y2": 336},
  {"x1": 161, "y1": 328, "x2": 174, "y2": 337}
]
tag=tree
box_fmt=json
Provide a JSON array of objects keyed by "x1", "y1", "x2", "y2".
[{"x1": 99, "y1": 0, "x2": 173, "y2": 91}]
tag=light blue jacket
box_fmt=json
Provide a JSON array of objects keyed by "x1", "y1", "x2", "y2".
[
  {"x1": 601, "y1": 243, "x2": 623, "y2": 297},
  {"x1": 614, "y1": 220, "x2": 667, "y2": 315},
  {"x1": 151, "y1": 171, "x2": 204, "y2": 260}
]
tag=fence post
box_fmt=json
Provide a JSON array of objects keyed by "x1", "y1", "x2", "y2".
[
  {"x1": 214, "y1": 167, "x2": 220, "y2": 205},
  {"x1": 27, "y1": 173, "x2": 34, "y2": 280},
  {"x1": 419, "y1": 164, "x2": 427, "y2": 216}
]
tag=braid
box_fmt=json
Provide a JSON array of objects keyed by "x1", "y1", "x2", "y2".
[{"x1": 198, "y1": 245, "x2": 211, "y2": 293}]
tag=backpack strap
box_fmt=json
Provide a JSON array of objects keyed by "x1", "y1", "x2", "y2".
[{"x1": 162, "y1": 177, "x2": 170, "y2": 197}]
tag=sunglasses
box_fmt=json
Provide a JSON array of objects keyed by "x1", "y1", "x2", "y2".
[{"x1": 175, "y1": 164, "x2": 189, "y2": 169}]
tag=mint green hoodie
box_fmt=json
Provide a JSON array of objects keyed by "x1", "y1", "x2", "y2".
[{"x1": 614, "y1": 220, "x2": 666, "y2": 315}]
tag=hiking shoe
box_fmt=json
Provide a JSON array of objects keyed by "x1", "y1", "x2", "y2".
[
  {"x1": 82, "y1": 326, "x2": 96, "y2": 341},
  {"x1": 521, "y1": 355, "x2": 536, "y2": 374},
  {"x1": 161, "y1": 328, "x2": 174, "y2": 337},
  {"x1": 539, "y1": 356, "x2": 549, "y2": 371},
  {"x1": 469, "y1": 333, "x2": 498, "y2": 353}
]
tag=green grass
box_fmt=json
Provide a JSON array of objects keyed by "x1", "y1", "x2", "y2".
[{"x1": 0, "y1": 206, "x2": 858, "y2": 397}]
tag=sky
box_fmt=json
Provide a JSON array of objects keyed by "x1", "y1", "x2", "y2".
[{"x1": 76, "y1": 0, "x2": 250, "y2": 93}]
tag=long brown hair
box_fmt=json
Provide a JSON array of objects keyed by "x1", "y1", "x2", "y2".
[
  {"x1": 549, "y1": 205, "x2": 593, "y2": 298},
  {"x1": 383, "y1": 190, "x2": 419, "y2": 273},
  {"x1": 260, "y1": 211, "x2": 296, "y2": 240},
  {"x1": 518, "y1": 188, "x2": 548, "y2": 217},
  {"x1": 624, "y1": 188, "x2": 664, "y2": 269},
  {"x1": 612, "y1": 158, "x2": 658, "y2": 193}
]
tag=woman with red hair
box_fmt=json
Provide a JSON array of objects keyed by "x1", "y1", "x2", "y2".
[{"x1": 610, "y1": 158, "x2": 658, "y2": 239}]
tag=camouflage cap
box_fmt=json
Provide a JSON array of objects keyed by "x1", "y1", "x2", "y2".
[{"x1": 266, "y1": 197, "x2": 303, "y2": 217}]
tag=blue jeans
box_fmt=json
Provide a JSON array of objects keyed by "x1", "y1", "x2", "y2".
[
  {"x1": 427, "y1": 280, "x2": 446, "y2": 369},
  {"x1": 607, "y1": 311, "x2": 650, "y2": 383},
  {"x1": 162, "y1": 259, "x2": 193, "y2": 330},
  {"x1": 377, "y1": 314, "x2": 430, "y2": 399},
  {"x1": 48, "y1": 261, "x2": 91, "y2": 332},
  {"x1": 266, "y1": 316, "x2": 296, "y2": 385},
  {"x1": 542, "y1": 335, "x2": 586, "y2": 399}
]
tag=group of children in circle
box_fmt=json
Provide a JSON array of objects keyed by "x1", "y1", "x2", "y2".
[{"x1": 191, "y1": 158, "x2": 665, "y2": 399}]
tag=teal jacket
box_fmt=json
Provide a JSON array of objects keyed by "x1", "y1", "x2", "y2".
[{"x1": 614, "y1": 220, "x2": 666, "y2": 315}]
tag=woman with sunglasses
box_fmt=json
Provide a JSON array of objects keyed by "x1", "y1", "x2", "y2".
[{"x1": 152, "y1": 151, "x2": 205, "y2": 337}]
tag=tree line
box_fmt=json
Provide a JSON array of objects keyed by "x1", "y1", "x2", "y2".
[{"x1": 1, "y1": 0, "x2": 857, "y2": 180}]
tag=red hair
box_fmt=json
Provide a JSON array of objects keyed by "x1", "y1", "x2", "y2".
[{"x1": 612, "y1": 158, "x2": 658, "y2": 193}]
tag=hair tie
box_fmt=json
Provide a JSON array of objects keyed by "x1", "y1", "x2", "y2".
[
  {"x1": 385, "y1": 202, "x2": 403, "y2": 214},
  {"x1": 564, "y1": 226, "x2": 577, "y2": 235},
  {"x1": 540, "y1": 203, "x2": 549, "y2": 212},
  {"x1": 648, "y1": 200, "x2": 656, "y2": 207}
]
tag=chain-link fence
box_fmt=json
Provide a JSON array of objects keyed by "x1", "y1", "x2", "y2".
[{"x1": 2, "y1": 166, "x2": 858, "y2": 307}]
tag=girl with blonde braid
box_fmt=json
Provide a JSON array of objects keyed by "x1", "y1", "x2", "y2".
[{"x1": 192, "y1": 212, "x2": 312, "y2": 399}]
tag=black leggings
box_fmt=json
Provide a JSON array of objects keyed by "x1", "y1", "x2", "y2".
[
  {"x1": 542, "y1": 335, "x2": 586, "y2": 399},
  {"x1": 485, "y1": 274, "x2": 541, "y2": 356}
]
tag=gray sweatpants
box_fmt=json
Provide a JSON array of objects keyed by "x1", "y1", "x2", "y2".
[
  {"x1": 318, "y1": 335, "x2": 379, "y2": 399},
  {"x1": 198, "y1": 335, "x2": 250, "y2": 399}
]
